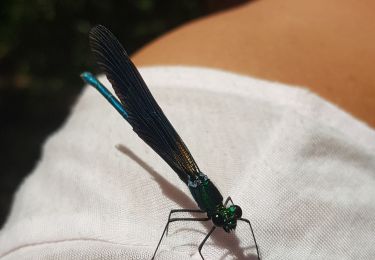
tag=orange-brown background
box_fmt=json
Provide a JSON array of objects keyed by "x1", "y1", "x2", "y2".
[{"x1": 134, "y1": 0, "x2": 375, "y2": 127}]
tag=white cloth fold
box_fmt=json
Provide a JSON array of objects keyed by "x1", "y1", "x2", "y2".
[{"x1": 0, "y1": 66, "x2": 374, "y2": 259}]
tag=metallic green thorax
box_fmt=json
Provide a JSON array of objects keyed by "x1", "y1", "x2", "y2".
[
  {"x1": 188, "y1": 173, "x2": 243, "y2": 232},
  {"x1": 188, "y1": 173, "x2": 223, "y2": 216}
]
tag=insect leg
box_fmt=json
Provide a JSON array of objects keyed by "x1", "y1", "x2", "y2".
[
  {"x1": 152, "y1": 214, "x2": 210, "y2": 260},
  {"x1": 223, "y1": 196, "x2": 235, "y2": 206},
  {"x1": 167, "y1": 209, "x2": 205, "y2": 235},
  {"x1": 198, "y1": 226, "x2": 216, "y2": 260},
  {"x1": 238, "y1": 217, "x2": 260, "y2": 260}
]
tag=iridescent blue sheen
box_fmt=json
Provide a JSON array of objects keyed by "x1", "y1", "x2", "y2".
[{"x1": 80, "y1": 72, "x2": 128, "y2": 120}]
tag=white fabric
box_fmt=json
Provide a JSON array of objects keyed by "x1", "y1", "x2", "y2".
[{"x1": 0, "y1": 66, "x2": 374, "y2": 260}]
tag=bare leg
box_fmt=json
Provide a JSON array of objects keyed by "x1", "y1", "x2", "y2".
[
  {"x1": 238, "y1": 217, "x2": 260, "y2": 260},
  {"x1": 133, "y1": 0, "x2": 375, "y2": 127},
  {"x1": 198, "y1": 226, "x2": 216, "y2": 260},
  {"x1": 152, "y1": 210, "x2": 209, "y2": 260}
]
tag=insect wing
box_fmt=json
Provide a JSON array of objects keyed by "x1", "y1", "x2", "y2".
[{"x1": 89, "y1": 25, "x2": 200, "y2": 183}]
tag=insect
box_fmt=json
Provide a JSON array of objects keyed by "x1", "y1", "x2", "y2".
[{"x1": 81, "y1": 25, "x2": 260, "y2": 260}]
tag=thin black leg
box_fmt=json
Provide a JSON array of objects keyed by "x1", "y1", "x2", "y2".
[
  {"x1": 198, "y1": 226, "x2": 216, "y2": 260},
  {"x1": 238, "y1": 218, "x2": 260, "y2": 260},
  {"x1": 166, "y1": 209, "x2": 205, "y2": 235},
  {"x1": 152, "y1": 212, "x2": 210, "y2": 260},
  {"x1": 223, "y1": 196, "x2": 234, "y2": 206}
]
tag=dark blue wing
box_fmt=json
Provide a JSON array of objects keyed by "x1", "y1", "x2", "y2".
[{"x1": 89, "y1": 25, "x2": 200, "y2": 184}]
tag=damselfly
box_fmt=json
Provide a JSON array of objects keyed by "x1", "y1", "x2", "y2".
[{"x1": 81, "y1": 25, "x2": 260, "y2": 260}]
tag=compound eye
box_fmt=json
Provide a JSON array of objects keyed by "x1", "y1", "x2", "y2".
[
  {"x1": 212, "y1": 213, "x2": 225, "y2": 227},
  {"x1": 234, "y1": 205, "x2": 242, "y2": 218}
]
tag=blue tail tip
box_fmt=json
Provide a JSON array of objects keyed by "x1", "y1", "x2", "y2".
[
  {"x1": 80, "y1": 71, "x2": 93, "y2": 80},
  {"x1": 80, "y1": 71, "x2": 98, "y2": 86}
]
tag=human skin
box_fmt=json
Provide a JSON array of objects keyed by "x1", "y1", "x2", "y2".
[{"x1": 132, "y1": 0, "x2": 375, "y2": 127}]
